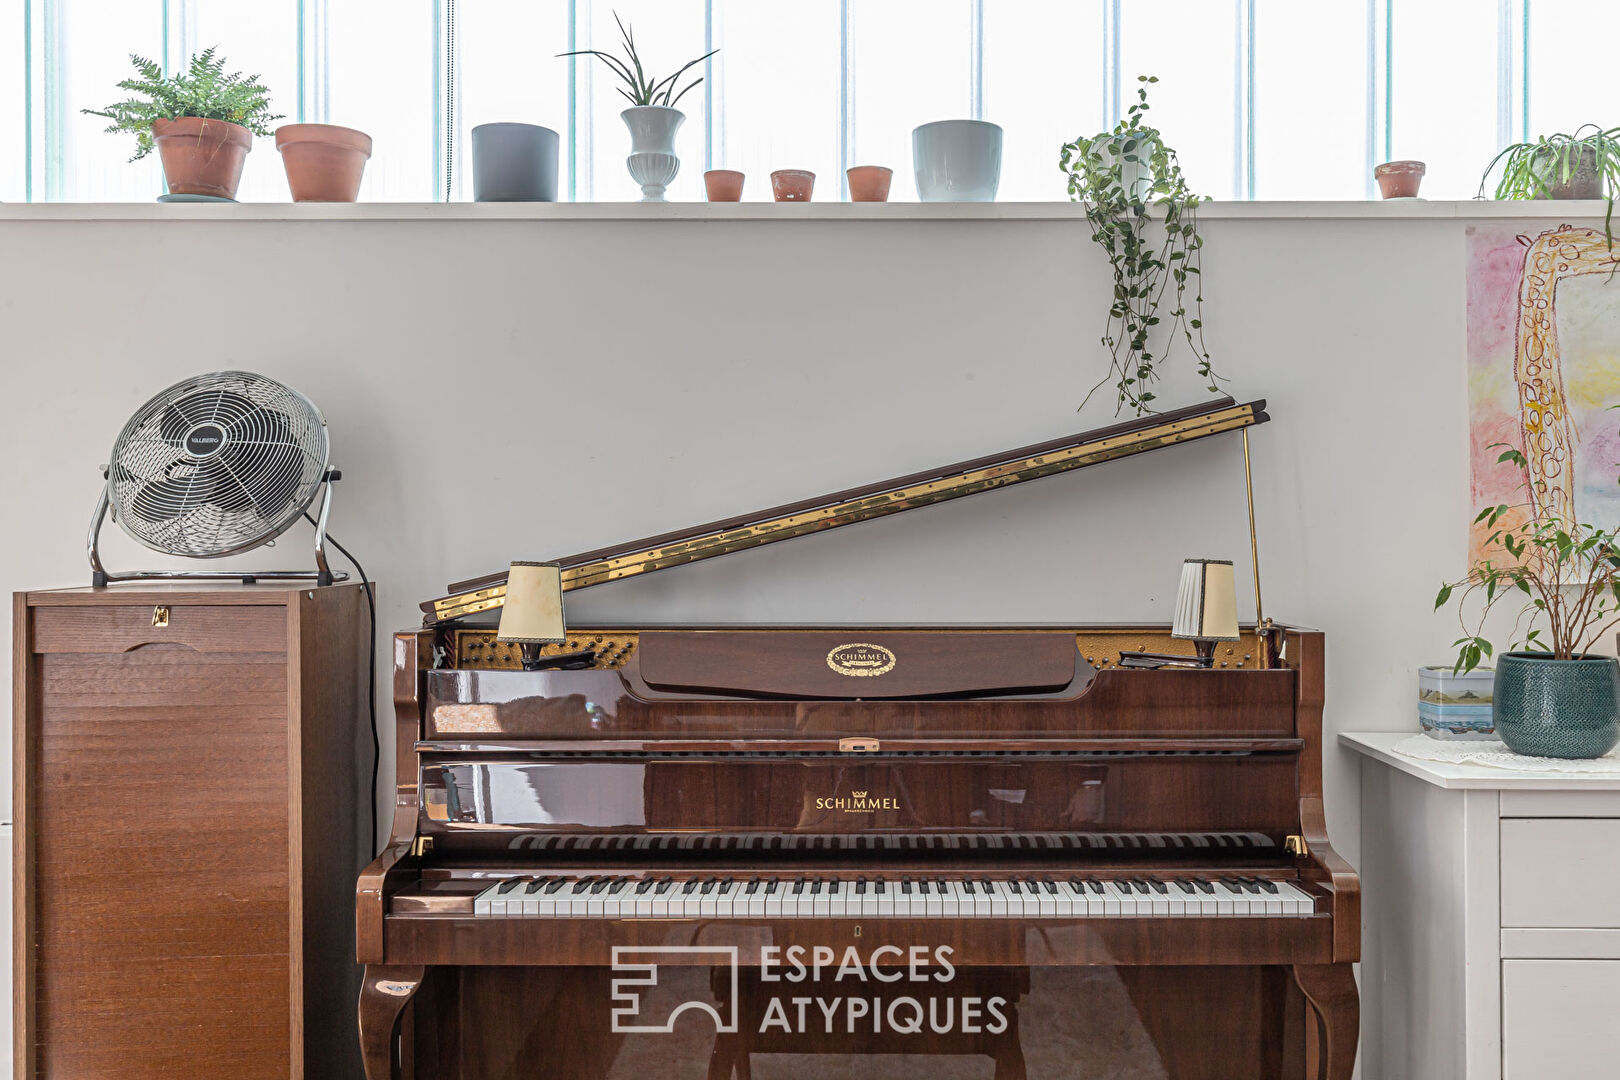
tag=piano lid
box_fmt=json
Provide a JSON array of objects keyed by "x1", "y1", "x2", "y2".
[{"x1": 423, "y1": 396, "x2": 1269, "y2": 625}]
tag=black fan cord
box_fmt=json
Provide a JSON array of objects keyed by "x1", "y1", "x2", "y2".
[{"x1": 304, "y1": 511, "x2": 379, "y2": 856}]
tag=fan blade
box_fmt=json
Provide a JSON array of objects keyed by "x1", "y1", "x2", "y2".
[
  {"x1": 127, "y1": 475, "x2": 200, "y2": 523},
  {"x1": 159, "y1": 388, "x2": 255, "y2": 446},
  {"x1": 217, "y1": 410, "x2": 306, "y2": 519}
]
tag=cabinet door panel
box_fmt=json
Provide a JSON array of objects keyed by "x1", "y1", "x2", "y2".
[
  {"x1": 1502, "y1": 960, "x2": 1620, "y2": 1078},
  {"x1": 1500, "y1": 819, "x2": 1620, "y2": 928}
]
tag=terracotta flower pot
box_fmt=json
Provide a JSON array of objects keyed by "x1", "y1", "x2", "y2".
[
  {"x1": 1374, "y1": 159, "x2": 1425, "y2": 199},
  {"x1": 276, "y1": 124, "x2": 373, "y2": 202},
  {"x1": 846, "y1": 165, "x2": 893, "y2": 202},
  {"x1": 771, "y1": 170, "x2": 815, "y2": 202},
  {"x1": 704, "y1": 169, "x2": 745, "y2": 202},
  {"x1": 151, "y1": 117, "x2": 253, "y2": 199}
]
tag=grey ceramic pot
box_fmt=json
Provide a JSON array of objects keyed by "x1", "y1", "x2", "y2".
[
  {"x1": 472, "y1": 123, "x2": 559, "y2": 202},
  {"x1": 1493, "y1": 652, "x2": 1620, "y2": 759}
]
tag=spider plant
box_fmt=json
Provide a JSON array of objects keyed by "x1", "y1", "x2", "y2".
[
  {"x1": 558, "y1": 12, "x2": 717, "y2": 109},
  {"x1": 1481, "y1": 124, "x2": 1620, "y2": 247}
]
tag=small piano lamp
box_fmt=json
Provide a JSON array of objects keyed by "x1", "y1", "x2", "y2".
[
  {"x1": 1172, "y1": 558, "x2": 1241, "y2": 667},
  {"x1": 497, "y1": 561, "x2": 567, "y2": 670}
]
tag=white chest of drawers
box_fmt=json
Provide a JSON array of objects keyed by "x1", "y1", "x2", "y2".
[{"x1": 1344, "y1": 732, "x2": 1620, "y2": 1080}]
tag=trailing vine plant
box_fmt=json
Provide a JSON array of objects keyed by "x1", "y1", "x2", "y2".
[{"x1": 1060, "y1": 75, "x2": 1220, "y2": 416}]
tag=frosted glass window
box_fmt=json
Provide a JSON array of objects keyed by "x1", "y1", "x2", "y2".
[
  {"x1": 585, "y1": 0, "x2": 709, "y2": 203},
  {"x1": 453, "y1": 1, "x2": 571, "y2": 201},
  {"x1": 325, "y1": 0, "x2": 437, "y2": 201},
  {"x1": 0, "y1": 1, "x2": 1609, "y2": 204},
  {"x1": 1527, "y1": 1, "x2": 1620, "y2": 144},
  {"x1": 0, "y1": 2, "x2": 25, "y2": 202},
  {"x1": 1388, "y1": 0, "x2": 1500, "y2": 199},
  {"x1": 983, "y1": 0, "x2": 1106, "y2": 202},
  {"x1": 709, "y1": 1, "x2": 840, "y2": 202},
  {"x1": 46, "y1": 0, "x2": 167, "y2": 202},
  {"x1": 176, "y1": 1, "x2": 300, "y2": 203},
  {"x1": 850, "y1": 0, "x2": 974, "y2": 201},
  {"x1": 1252, "y1": 1, "x2": 1367, "y2": 199},
  {"x1": 1117, "y1": 0, "x2": 1241, "y2": 200}
]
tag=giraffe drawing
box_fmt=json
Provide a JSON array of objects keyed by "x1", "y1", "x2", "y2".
[{"x1": 1511, "y1": 225, "x2": 1620, "y2": 525}]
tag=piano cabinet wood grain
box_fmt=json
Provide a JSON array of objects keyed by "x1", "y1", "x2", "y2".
[{"x1": 14, "y1": 584, "x2": 371, "y2": 1080}]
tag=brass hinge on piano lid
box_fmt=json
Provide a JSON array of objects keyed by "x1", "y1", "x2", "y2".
[
  {"x1": 838, "y1": 737, "x2": 880, "y2": 753},
  {"x1": 1283, "y1": 834, "x2": 1309, "y2": 857},
  {"x1": 410, "y1": 835, "x2": 434, "y2": 857}
]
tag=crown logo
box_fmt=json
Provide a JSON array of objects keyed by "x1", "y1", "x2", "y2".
[{"x1": 852, "y1": 791, "x2": 868, "y2": 799}]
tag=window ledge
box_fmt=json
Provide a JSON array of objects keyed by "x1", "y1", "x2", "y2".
[{"x1": 0, "y1": 199, "x2": 1610, "y2": 222}]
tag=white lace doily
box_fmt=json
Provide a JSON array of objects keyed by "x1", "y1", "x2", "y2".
[{"x1": 1395, "y1": 734, "x2": 1620, "y2": 774}]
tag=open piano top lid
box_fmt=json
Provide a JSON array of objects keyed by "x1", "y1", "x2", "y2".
[{"x1": 422, "y1": 396, "x2": 1269, "y2": 626}]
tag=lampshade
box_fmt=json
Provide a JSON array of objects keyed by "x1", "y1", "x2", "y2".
[
  {"x1": 496, "y1": 561, "x2": 566, "y2": 644},
  {"x1": 1171, "y1": 559, "x2": 1241, "y2": 642}
]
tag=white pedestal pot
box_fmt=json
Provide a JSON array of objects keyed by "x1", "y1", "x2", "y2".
[{"x1": 622, "y1": 106, "x2": 684, "y2": 202}]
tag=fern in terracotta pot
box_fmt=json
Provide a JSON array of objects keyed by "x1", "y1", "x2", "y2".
[
  {"x1": 84, "y1": 48, "x2": 280, "y2": 200},
  {"x1": 1435, "y1": 437, "x2": 1620, "y2": 759}
]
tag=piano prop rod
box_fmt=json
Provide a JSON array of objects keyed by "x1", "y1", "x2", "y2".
[{"x1": 425, "y1": 396, "x2": 1270, "y2": 625}]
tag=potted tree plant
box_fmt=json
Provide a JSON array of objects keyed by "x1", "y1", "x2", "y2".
[
  {"x1": 85, "y1": 48, "x2": 280, "y2": 201},
  {"x1": 1481, "y1": 125, "x2": 1620, "y2": 246},
  {"x1": 1434, "y1": 437, "x2": 1620, "y2": 759},
  {"x1": 1058, "y1": 76, "x2": 1223, "y2": 417},
  {"x1": 559, "y1": 13, "x2": 715, "y2": 202}
]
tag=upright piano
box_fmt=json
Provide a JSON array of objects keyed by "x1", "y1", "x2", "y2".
[{"x1": 357, "y1": 399, "x2": 1359, "y2": 1079}]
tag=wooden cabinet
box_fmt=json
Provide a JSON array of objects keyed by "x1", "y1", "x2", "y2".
[
  {"x1": 1345, "y1": 732, "x2": 1620, "y2": 1080},
  {"x1": 13, "y1": 584, "x2": 370, "y2": 1080}
]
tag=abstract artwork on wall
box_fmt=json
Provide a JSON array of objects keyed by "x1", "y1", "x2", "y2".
[{"x1": 1467, "y1": 223, "x2": 1620, "y2": 563}]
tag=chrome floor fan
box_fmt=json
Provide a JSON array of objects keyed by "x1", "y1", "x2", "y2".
[{"x1": 88, "y1": 371, "x2": 347, "y2": 585}]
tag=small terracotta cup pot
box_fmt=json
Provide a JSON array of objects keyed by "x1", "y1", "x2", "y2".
[
  {"x1": 771, "y1": 169, "x2": 815, "y2": 202},
  {"x1": 1374, "y1": 159, "x2": 1426, "y2": 199},
  {"x1": 276, "y1": 123, "x2": 373, "y2": 202},
  {"x1": 846, "y1": 165, "x2": 893, "y2": 202},
  {"x1": 704, "y1": 169, "x2": 745, "y2": 202},
  {"x1": 152, "y1": 117, "x2": 253, "y2": 199}
]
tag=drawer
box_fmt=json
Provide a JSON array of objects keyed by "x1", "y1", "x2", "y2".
[
  {"x1": 1503, "y1": 960, "x2": 1620, "y2": 1078},
  {"x1": 1501, "y1": 819, "x2": 1620, "y2": 928}
]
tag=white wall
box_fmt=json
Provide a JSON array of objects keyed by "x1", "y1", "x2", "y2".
[{"x1": 0, "y1": 201, "x2": 1599, "y2": 1068}]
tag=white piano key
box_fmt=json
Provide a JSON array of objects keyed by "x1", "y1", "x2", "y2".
[
  {"x1": 812, "y1": 882, "x2": 832, "y2": 919},
  {"x1": 826, "y1": 881, "x2": 849, "y2": 918},
  {"x1": 473, "y1": 881, "x2": 501, "y2": 916},
  {"x1": 1276, "y1": 881, "x2": 1314, "y2": 915},
  {"x1": 1163, "y1": 881, "x2": 1189, "y2": 916},
  {"x1": 878, "y1": 881, "x2": 897, "y2": 917},
  {"x1": 1033, "y1": 881, "x2": 1060, "y2": 918}
]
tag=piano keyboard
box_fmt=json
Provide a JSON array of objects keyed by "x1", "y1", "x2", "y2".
[
  {"x1": 472, "y1": 875, "x2": 1315, "y2": 918},
  {"x1": 506, "y1": 831, "x2": 1277, "y2": 853}
]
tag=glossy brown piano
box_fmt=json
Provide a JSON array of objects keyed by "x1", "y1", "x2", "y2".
[{"x1": 357, "y1": 400, "x2": 1359, "y2": 1080}]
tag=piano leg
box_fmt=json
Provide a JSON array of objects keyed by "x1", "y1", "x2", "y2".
[
  {"x1": 359, "y1": 964, "x2": 425, "y2": 1080},
  {"x1": 1291, "y1": 963, "x2": 1358, "y2": 1080}
]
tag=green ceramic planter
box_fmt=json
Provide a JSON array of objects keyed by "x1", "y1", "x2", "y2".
[{"x1": 1493, "y1": 652, "x2": 1620, "y2": 759}]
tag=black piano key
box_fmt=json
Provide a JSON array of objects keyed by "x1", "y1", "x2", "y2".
[
  {"x1": 1258, "y1": 879, "x2": 1279, "y2": 894},
  {"x1": 700, "y1": 879, "x2": 717, "y2": 894},
  {"x1": 1195, "y1": 879, "x2": 1215, "y2": 894},
  {"x1": 1131, "y1": 880, "x2": 1151, "y2": 895},
  {"x1": 682, "y1": 879, "x2": 700, "y2": 895},
  {"x1": 792, "y1": 879, "x2": 805, "y2": 895},
  {"x1": 874, "y1": 880, "x2": 885, "y2": 894},
  {"x1": 1007, "y1": 880, "x2": 1020, "y2": 895},
  {"x1": 1088, "y1": 881, "x2": 1105, "y2": 894},
  {"x1": 546, "y1": 879, "x2": 568, "y2": 894},
  {"x1": 811, "y1": 880, "x2": 823, "y2": 895},
  {"x1": 591, "y1": 879, "x2": 611, "y2": 895},
  {"x1": 964, "y1": 880, "x2": 976, "y2": 894},
  {"x1": 745, "y1": 880, "x2": 760, "y2": 894},
  {"x1": 981, "y1": 878, "x2": 995, "y2": 892},
  {"x1": 765, "y1": 879, "x2": 779, "y2": 894},
  {"x1": 1149, "y1": 880, "x2": 1168, "y2": 894},
  {"x1": 1220, "y1": 877, "x2": 1244, "y2": 892},
  {"x1": 901, "y1": 879, "x2": 912, "y2": 894},
  {"x1": 635, "y1": 879, "x2": 654, "y2": 894},
  {"x1": 655, "y1": 877, "x2": 674, "y2": 894},
  {"x1": 524, "y1": 879, "x2": 546, "y2": 894},
  {"x1": 828, "y1": 880, "x2": 840, "y2": 895},
  {"x1": 497, "y1": 879, "x2": 523, "y2": 894},
  {"x1": 571, "y1": 878, "x2": 594, "y2": 894},
  {"x1": 855, "y1": 879, "x2": 867, "y2": 894},
  {"x1": 608, "y1": 879, "x2": 627, "y2": 894},
  {"x1": 1044, "y1": 880, "x2": 1059, "y2": 895}
]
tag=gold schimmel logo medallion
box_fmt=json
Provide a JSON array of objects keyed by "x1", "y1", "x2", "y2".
[
  {"x1": 816, "y1": 790, "x2": 900, "y2": 813},
  {"x1": 826, "y1": 642, "x2": 896, "y2": 677}
]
